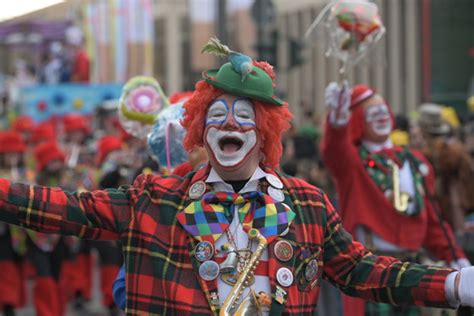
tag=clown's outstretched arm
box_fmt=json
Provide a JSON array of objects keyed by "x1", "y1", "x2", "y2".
[
  {"x1": 320, "y1": 81, "x2": 358, "y2": 181},
  {"x1": 0, "y1": 174, "x2": 144, "y2": 240},
  {"x1": 320, "y1": 193, "x2": 474, "y2": 308}
]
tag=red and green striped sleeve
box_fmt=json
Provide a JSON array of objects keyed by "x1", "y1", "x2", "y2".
[
  {"x1": 0, "y1": 178, "x2": 140, "y2": 240},
  {"x1": 321, "y1": 193, "x2": 454, "y2": 309}
]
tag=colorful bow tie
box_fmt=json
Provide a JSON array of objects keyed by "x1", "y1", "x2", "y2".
[{"x1": 177, "y1": 191, "x2": 295, "y2": 244}]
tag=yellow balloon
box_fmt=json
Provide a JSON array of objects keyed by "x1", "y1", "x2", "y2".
[
  {"x1": 390, "y1": 130, "x2": 409, "y2": 146},
  {"x1": 468, "y1": 95, "x2": 474, "y2": 113},
  {"x1": 440, "y1": 106, "x2": 460, "y2": 129}
]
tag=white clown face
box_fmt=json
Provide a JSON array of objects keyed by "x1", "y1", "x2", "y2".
[
  {"x1": 361, "y1": 94, "x2": 393, "y2": 143},
  {"x1": 204, "y1": 94, "x2": 260, "y2": 172},
  {"x1": 365, "y1": 103, "x2": 392, "y2": 136}
]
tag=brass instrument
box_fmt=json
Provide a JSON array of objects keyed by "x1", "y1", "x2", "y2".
[
  {"x1": 386, "y1": 159, "x2": 410, "y2": 214},
  {"x1": 234, "y1": 289, "x2": 261, "y2": 316},
  {"x1": 219, "y1": 228, "x2": 267, "y2": 316}
]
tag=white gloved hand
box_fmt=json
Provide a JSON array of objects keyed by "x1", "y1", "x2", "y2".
[
  {"x1": 325, "y1": 80, "x2": 351, "y2": 127},
  {"x1": 458, "y1": 266, "x2": 474, "y2": 306},
  {"x1": 450, "y1": 258, "x2": 472, "y2": 270}
]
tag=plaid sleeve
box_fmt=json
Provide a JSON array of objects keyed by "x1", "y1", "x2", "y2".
[
  {"x1": 321, "y1": 193, "x2": 455, "y2": 308},
  {"x1": 0, "y1": 177, "x2": 141, "y2": 240}
]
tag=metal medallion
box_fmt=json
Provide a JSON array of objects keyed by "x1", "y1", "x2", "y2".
[
  {"x1": 194, "y1": 241, "x2": 215, "y2": 262},
  {"x1": 276, "y1": 267, "x2": 293, "y2": 287},
  {"x1": 189, "y1": 181, "x2": 206, "y2": 199},
  {"x1": 199, "y1": 260, "x2": 220, "y2": 281},
  {"x1": 267, "y1": 186, "x2": 285, "y2": 202},
  {"x1": 266, "y1": 174, "x2": 283, "y2": 189},
  {"x1": 274, "y1": 240, "x2": 293, "y2": 262},
  {"x1": 304, "y1": 259, "x2": 319, "y2": 282},
  {"x1": 274, "y1": 285, "x2": 287, "y2": 304}
]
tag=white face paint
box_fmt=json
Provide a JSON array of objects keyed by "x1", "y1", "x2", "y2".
[
  {"x1": 204, "y1": 98, "x2": 258, "y2": 168},
  {"x1": 206, "y1": 128, "x2": 257, "y2": 167},
  {"x1": 365, "y1": 103, "x2": 392, "y2": 136}
]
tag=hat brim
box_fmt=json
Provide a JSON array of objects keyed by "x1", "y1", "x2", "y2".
[
  {"x1": 203, "y1": 69, "x2": 284, "y2": 106},
  {"x1": 420, "y1": 120, "x2": 451, "y2": 135},
  {"x1": 428, "y1": 123, "x2": 451, "y2": 135}
]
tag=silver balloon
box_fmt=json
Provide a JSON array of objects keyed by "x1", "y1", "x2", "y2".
[{"x1": 147, "y1": 102, "x2": 188, "y2": 169}]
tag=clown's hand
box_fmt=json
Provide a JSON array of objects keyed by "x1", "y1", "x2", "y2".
[
  {"x1": 446, "y1": 267, "x2": 474, "y2": 307},
  {"x1": 457, "y1": 267, "x2": 474, "y2": 306},
  {"x1": 325, "y1": 80, "x2": 351, "y2": 127},
  {"x1": 450, "y1": 258, "x2": 471, "y2": 270}
]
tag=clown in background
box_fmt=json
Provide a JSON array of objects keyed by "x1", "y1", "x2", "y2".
[
  {"x1": 27, "y1": 141, "x2": 68, "y2": 316},
  {"x1": 321, "y1": 82, "x2": 471, "y2": 316},
  {"x1": 69, "y1": 135, "x2": 125, "y2": 315},
  {"x1": 0, "y1": 131, "x2": 27, "y2": 316}
]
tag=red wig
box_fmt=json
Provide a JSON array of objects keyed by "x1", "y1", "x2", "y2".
[
  {"x1": 181, "y1": 63, "x2": 292, "y2": 169},
  {"x1": 169, "y1": 91, "x2": 194, "y2": 104}
]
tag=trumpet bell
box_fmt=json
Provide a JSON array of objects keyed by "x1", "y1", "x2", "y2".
[{"x1": 220, "y1": 251, "x2": 238, "y2": 274}]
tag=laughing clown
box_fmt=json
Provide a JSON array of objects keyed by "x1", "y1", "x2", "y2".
[{"x1": 0, "y1": 41, "x2": 473, "y2": 315}]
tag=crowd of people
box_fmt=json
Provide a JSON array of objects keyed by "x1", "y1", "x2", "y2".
[
  {"x1": 0, "y1": 37, "x2": 473, "y2": 316},
  {"x1": 0, "y1": 105, "x2": 158, "y2": 315},
  {"x1": 0, "y1": 25, "x2": 89, "y2": 126}
]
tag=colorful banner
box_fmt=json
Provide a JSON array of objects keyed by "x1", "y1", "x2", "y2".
[
  {"x1": 19, "y1": 83, "x2": 123, "y2": 122},
  {"x1": 84, "y1": 0, "x2": 155, "y2": 83}
]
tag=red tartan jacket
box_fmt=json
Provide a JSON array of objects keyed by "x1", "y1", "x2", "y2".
[
  {"x1": 0, "y1": 166, "x2": 455, "y2": 315},
  {"x1": 321, "y1": 123, "x2": 465, "y2": 261}
]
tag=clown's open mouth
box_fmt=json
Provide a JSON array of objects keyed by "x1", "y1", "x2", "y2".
[
  {"x1": 206, "y1": 128, "x2": 257, "y2": 167},
  {"x1": 219, "y1": 136, "x2": 244, "y2": 154}
]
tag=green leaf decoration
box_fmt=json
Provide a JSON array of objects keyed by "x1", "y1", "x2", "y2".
[{"x1": 200, "y1": 37, "x2": 232, "y2": 57}]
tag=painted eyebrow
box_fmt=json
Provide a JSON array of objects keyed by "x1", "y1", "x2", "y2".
[
  {"x1": 232, "y1": 98, "x2": 253, "y2": 113},
  {"x1": 205, "y1": 98, "x2": 230, "y2": 125},
  {"x1": 209, "y1": 98, "x2": 230, "y2": 110},
  {"x1": 365, "y1": 104, "x2": 387, "y2": 114}
]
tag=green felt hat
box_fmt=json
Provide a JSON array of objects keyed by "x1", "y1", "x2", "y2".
[{"x1": 202, "y1": 62, "x2": 284, "y2": 106}]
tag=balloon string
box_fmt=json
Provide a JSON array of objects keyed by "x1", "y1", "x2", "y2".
[
  {"x1": 165, "y1": 123, "x2": 172, "y2": 171},
  {"x1": 303, "y1": 1, "x2": 333, "y2": 41}
]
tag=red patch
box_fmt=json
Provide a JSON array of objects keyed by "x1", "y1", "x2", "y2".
[{"x1": 37, "y1": 100, "x2": 47, "y2": 112}]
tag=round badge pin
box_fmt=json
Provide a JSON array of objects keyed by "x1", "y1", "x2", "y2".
[
  {"x1": 268, "y1": 186, "x2": 285, "y2": 202},
  {"x1": 276, "y1": 267, "x2": 294, "y2": 287},
  {"x1": 274, "y1": 240, "x2": 294, "y2": 262},
  {"x1": 266, "y1": 174, "x2": 283, "y2": 189},
  {"x1": 304, "y1": 259, "x2": 319, "y2": 282},
  {"x1": 189, "y1": 181, "x2": 206, "y2": 199},
  {"x1": 194, "y1": 241, "x2": 215, "y2": 262},
  {"x1": 199, "y1": 260, "x2": 220, "y2": 281}
]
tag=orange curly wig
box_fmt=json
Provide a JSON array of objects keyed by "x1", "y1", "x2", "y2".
[{"x1": 181, "y1": 62, "x2": 292, "y2": 169}]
